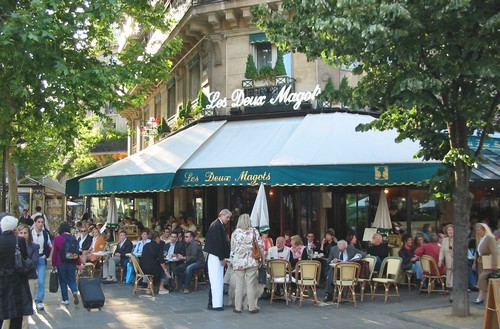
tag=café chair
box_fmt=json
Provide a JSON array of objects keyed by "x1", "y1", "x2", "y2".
[
  {"x1": 267, "y1": 259, "x2": 292, "y2": 305},
  {"x1": 402, "y1": 269, "x2": 416, "y2": 292},
  {"x1": 419, "y1": 255, "x2": 447, "y2": 296},
  {"x1": 130, "y1": 255, "x2": 155, "y2": 296},
  {"x1": 334, "y1": 262, "x2": 360, "y2": 308},
  {"x1": 371, "y1": 256, "x2": 402, "y2": 303},
  {"x1": 294, "y1": 260, "x2": 321, "y2": 307},
  {"x1": 192, "y1": 267, "x2": 208, "y2": 291},
  {"x1": 358, "y1": 255, "x2": 377, "y2": 302}
]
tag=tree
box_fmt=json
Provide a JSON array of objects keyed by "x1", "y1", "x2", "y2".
[
  {"x1": 253, "y1": 0, "x2": 499, "y2": 317},
  {"x1": 274, "y1": 51, "x2": 287, "y2": 76},
  {"x1": 0, "y1": 0, "x2": 182, "y2": 216}
]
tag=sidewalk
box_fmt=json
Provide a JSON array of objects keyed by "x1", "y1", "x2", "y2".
[{"x1": 28, "y1": 272, "x2": 485, "y2": 329}]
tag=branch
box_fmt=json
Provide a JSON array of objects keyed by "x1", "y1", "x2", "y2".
[{"x1": 474, "y1": 92, "x2": 500, "y2": 158}]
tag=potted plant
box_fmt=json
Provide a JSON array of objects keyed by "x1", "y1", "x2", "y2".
[
  {"x1": 256, "y1": 66, "x2": 276, "y2": 86},
  {"x1": 244, "y1": 54, "x2": 258, "y2": 80}
]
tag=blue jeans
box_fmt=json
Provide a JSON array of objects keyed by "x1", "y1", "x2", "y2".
[
  {"x1": 468, "y1": 263, "x2": 477, "y2": 287},
  {"x1": 175, "y1": 262, "x2": 203, "y2": 289},
  {"x1": 412, "y1": 261, "x2": 423, "y2": 280},
  {"x1": 58, "y1": 263, "x2": 77, "y2": 301},
  {"x1": 36, "y1": 258, "x2": 47, "y2": 303}
]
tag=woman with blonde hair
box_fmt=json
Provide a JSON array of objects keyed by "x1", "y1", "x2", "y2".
[
  {"x1": 472, "y1": 222, "x2": 497, "y2": 304},
  {"x1": 230, "y1": 214, "x2": 264, "y2": 314},
  {"x1": 289, "y1": 235, "x2": 307, "y2": 268}
]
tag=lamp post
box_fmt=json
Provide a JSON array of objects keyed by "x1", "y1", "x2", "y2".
[{"x1": 1, "y1": 138, "x2": 27, "y2": 212}]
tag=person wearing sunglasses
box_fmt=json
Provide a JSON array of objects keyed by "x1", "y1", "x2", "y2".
[
  {"x1": 174, "y1": 231, "x2": 205, "y2": 294},
  {"x1": 77, "y1": 227, "x2": 92, "y2": 255}
]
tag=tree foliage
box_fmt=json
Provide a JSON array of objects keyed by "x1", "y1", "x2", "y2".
[
  {"x1": 253, "y1": 0, "x2": 499, "y2": 317},
  {"x1": 0, "y1": 0, "x2": 182, "y2": 214}
]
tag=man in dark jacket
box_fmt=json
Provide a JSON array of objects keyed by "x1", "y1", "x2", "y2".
[
  {"x1": 174, "y1": 231, "x2": 205, "y2": 294},
  {"x1": 204, "y1": 209, "x2": 231, "y2": 311},
  {"x1": 102, "y1": 230, "x2": 133, "y2": 283}
]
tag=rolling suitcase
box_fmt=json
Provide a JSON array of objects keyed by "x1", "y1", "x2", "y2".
[{"x1": 78, "y1": 278, "x2": 105, "y2": 311}]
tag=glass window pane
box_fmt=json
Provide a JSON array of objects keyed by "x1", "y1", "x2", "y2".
[{"x1": 255, "y1": 42, "x2": 272, "y2": 69}]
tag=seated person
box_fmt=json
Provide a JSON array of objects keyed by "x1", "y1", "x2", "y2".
[
  {"x1": 81, "y1": 227, "x2": 106, "y2": 263},
  {"x1": 261, "y1": 229, "x2": 274, "y2": 254},
  {"x1": 77, "y1": 227, "x2": 92, "y2": 254},
  {"x1": 160, "y1": 227, "x2": 171, "y2": 243},
  {"x1": 414, "y1": 233, "x2": 446, "y2": 275},
  {"x1": 267, "y1": 236, "x2": 291, "y2": 261},
  {"x1": 173, "y1": 231, "x2": 205, "y2": 294},
  {"x1": 102, "y1": 230, "x2": 133, "y2": 283},
  {"x1": 305, "y1": 232, "x2": 320, "y2": 254},
  {"x1": 140, "y1": 231, "x2": 169, "y2": 294},
  {"x1": 320, "y1": 230, "x2": 336, "y2": 260},
  {"x1": 186, "y1": 217, "x2": 197, "y2": 232},
  {"x1": 163, "y1": 231, "x2": 186, "y2": 258},
  {"x1": 289, "y1": 235, "x2": 308, "y2": 269},
  {"x1": 324, "y1": 240, "x2": 364, "y2": 301},
  {"x1": 367, "y1": 233, "x2": 389, "y2": 271},
  {"x1": 133, "y1": 229, "x2": 151, "y2": 256},
  {"x1": 398, "y1": 233, "x2": 423, "y2": 284}
]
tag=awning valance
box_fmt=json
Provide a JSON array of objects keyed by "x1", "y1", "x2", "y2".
[{"x1": 79, "y1": 120, "x2": 225, "y2": 195}]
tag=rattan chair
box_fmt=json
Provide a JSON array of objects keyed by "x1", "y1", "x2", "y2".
[
  {"x1": 358, "y1": 255, "x2": 377, "y2": 302},
  {"x1": 334, "y1": 262, "x2": 360, "y2": 308},
  {"x1": 419, "y1": 255, "x2": 447, "y2": 296},
  {"x1": 294, "y1": 260, "x2": 321, "y2": 307},
  {"x1": 130, "y1": 255, "x2": 155, "y2": 296},
  {"x1": 371, "y1": 256, "x2": 402, "y2": 303},
  {"x1": 267, "y1": 259, "x2": 292, "y2": 305}
]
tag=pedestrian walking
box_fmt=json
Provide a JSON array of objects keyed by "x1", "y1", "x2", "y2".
[{"x1": 30, "y1": 215, "x2": 52, "y2": 311}]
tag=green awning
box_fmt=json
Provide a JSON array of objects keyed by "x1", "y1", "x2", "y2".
[
  {"x1": 66, "y1": 167, "x2": 107, "y2": 197},
  {"x1": 173, "y1": 163, "x2": 442, "y2": 187},
  {"x1": 249, "y1": 33, "x2": 268, "y2": 44},
  {"x1": 79, "y1": 120, "x2": 225, "y2": 195}
]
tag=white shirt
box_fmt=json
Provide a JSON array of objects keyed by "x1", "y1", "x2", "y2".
[{"x1": 31, "y1": 212, "x2": 50, "y2": 232}]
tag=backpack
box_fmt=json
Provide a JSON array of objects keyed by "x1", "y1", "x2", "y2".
[{"x1": 61, "y1": 234, "x2": 79, "y2": 262}]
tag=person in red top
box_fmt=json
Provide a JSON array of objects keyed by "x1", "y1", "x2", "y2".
[
  {"x1": 52, "y1": 222, "x2": 82, "y2": 306},
  {"x1": 414, "y1": 233, "x2": 445, "y2": 275}
]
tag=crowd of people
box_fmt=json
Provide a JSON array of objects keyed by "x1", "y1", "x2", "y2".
[{"x1": 0, "y1": 207, "x2": 498, "y2": 327}]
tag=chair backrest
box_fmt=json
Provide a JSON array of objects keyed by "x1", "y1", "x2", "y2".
[
  {"x1": 420, "y1": 255, "x2": 438, "y2": 275},
  {"x1": 378, "y1": 256, "x2": 402, "y2": 280},
  {"x1": 336, "y1": 262, "x2": 360, "y2": 282},
  {"x1": 362, "y1": 255, "x2": 377, "y2": 280},
  {"x1": 268, "y1": 259, "x2": 291, "y2": 282},
  {"x1": 295, "y1": 260, "x2": 321, "y2": 285},
  {"x1": 130, "y1": 255, "x2": 145, "y2": 276}
]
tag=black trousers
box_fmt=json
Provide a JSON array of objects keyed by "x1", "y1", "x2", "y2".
[{"x1": 0, "y1": 317, "x2": 23, "y2": 329}]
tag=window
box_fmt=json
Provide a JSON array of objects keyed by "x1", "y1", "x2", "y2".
[
  {"x1": 255, "y1": 42, "x2": 273, "y2": 70},
  {"x1": 167, "y1": 79, "x2": 176, "y2": 119},
  {"x1": 143, "y1": 105, "x2": 150, "y2": 123},
  {"x1": 188, "y1": 55, "x2": 200, "y2": 100},
  {"x1": 154, "y1": 94, "x2": 161, "y2": 119},
  {"x1": 250, "y1": 33, "x2": 292, "y2": 76}
]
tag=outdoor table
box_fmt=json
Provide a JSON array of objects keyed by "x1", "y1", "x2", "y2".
[
  {"x1": 165, "y1": 256, "x2": 182, "y2": 290},
  {"x1": 92, "y1": 251, "x2": 111, "y2": 278}
]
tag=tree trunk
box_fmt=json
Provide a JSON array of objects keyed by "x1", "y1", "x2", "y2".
[
  {"x1": 6, "y1": 146, "x2": 20, "y2": 218},
  {"x1": 449, "y1": 115, "x2": 471, "y2": 317}
]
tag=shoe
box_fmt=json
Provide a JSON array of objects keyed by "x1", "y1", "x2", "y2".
[
  {"x1": 207, "y1": 306, "x2": 224, "y2": 311},
  {"x1": 183, "y1": 289, "x2": 190, "y2": 294},
  {"x1": 469, "y1": 286, "x2": 479, "y2": 292},
  {"x1": 73, "y1": 292, "x2": 79, "y2": 305},
  {"x1": 249, "y1": 309, "x2": 260, "y2": 314},
  {"x1": 36, "y1": 302, "x2": 44, "y2": 311},
  {"x1": 473, "y1": 298, "x2": 484, "y2": 305},
  {"x1": 61, "y1": 300, "x2": 69, "y2": 305},
  {"x1": 323, "y1": 293, "x2": 332, "y2": 302},
  {"x1": 158, "y1": 290, "x2": 169, "y2": 295},
  {"x1": 233, "y1": 309, "x2": 242, "y2": 313},
  {"x1": 107, "y1": 278, "x2": 117, "y2": 284}
]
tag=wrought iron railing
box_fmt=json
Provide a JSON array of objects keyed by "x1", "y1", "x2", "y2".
[{"x1": 241, "y1": 76, "x2": 296, "y2": 103}]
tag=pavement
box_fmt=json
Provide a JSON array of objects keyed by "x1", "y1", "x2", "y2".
[{"x1": 28, "y1": 271, "x2": 485, "y2": 329}]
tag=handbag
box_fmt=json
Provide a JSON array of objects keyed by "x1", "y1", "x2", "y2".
[
  {"x1": 252, "y1": 231, "x2": 261, "y2": 261},
  {"x1": 14, "y1": 237, "x2": 37, "y2": 278},
  {"x1": 352, "y1": 259, "x2": 370, "y2": 279},
  {"x1": 258, "y1": 265, "x2": 267, "y2": 284},
  {"x1": 49, "y1": 268, "x2": 59, "y2": 293},
  {"x1": 125, "y1": 261, "x2": 135, "y2": 284},
  {"x1": 488, "y1": 271, "x2": 500, "y2": 280}
]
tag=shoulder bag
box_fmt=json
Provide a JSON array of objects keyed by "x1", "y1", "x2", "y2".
[
  {"x1": 252, "y1": 229, "x2": 261, "y2": 261},
  {"x1": 49, "y1": 268, "x2": 59, "y2": 293},
  {"x1": 14, "y1": 237, "x2": 37, "y2": 279}
]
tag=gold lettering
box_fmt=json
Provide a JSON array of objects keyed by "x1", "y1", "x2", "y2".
[
  {"x1": 184, "y1": 172, "x2": 199, "y2": 183},
  {"x1": 237, "y1": 171, "x2": 271, "y2": 184},
  {"x1": 205, "y1": 171, "x2": 231, "y2": 182}
]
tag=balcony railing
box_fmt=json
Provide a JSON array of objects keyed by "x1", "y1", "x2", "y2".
[{"x1": 241, "y1": 75, "x2": 296, "y2": 103}]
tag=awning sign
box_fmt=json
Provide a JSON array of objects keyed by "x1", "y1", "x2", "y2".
[{"x1": 374, "y1": 166, "x2": 389, "y2": 180}]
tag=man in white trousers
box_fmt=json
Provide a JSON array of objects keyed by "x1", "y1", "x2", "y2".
[{"x1": 203, "y1": 209, "x2": 231, "y2": 311}]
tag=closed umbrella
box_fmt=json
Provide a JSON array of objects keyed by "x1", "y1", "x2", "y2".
[
  {"x1": 250, "y1": 183, "x2": 270, "y2": 232},
  {"x1": 372, "y1": 191, "x2": 392, "y2": 229},
  {"x1": 107, "y1": 194, "x2": 118, "y2": 224}
]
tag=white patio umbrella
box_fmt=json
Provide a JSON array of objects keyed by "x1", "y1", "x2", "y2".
[
  {"x1": 250, "y1": 183, "x2": 270, "y2": 232},
  {"x1": 106, "y1": 194, "x2": 118, "y2": 224},
  {"x1": 372, "y1": 190, "x2": 393, "y2": 229}
]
